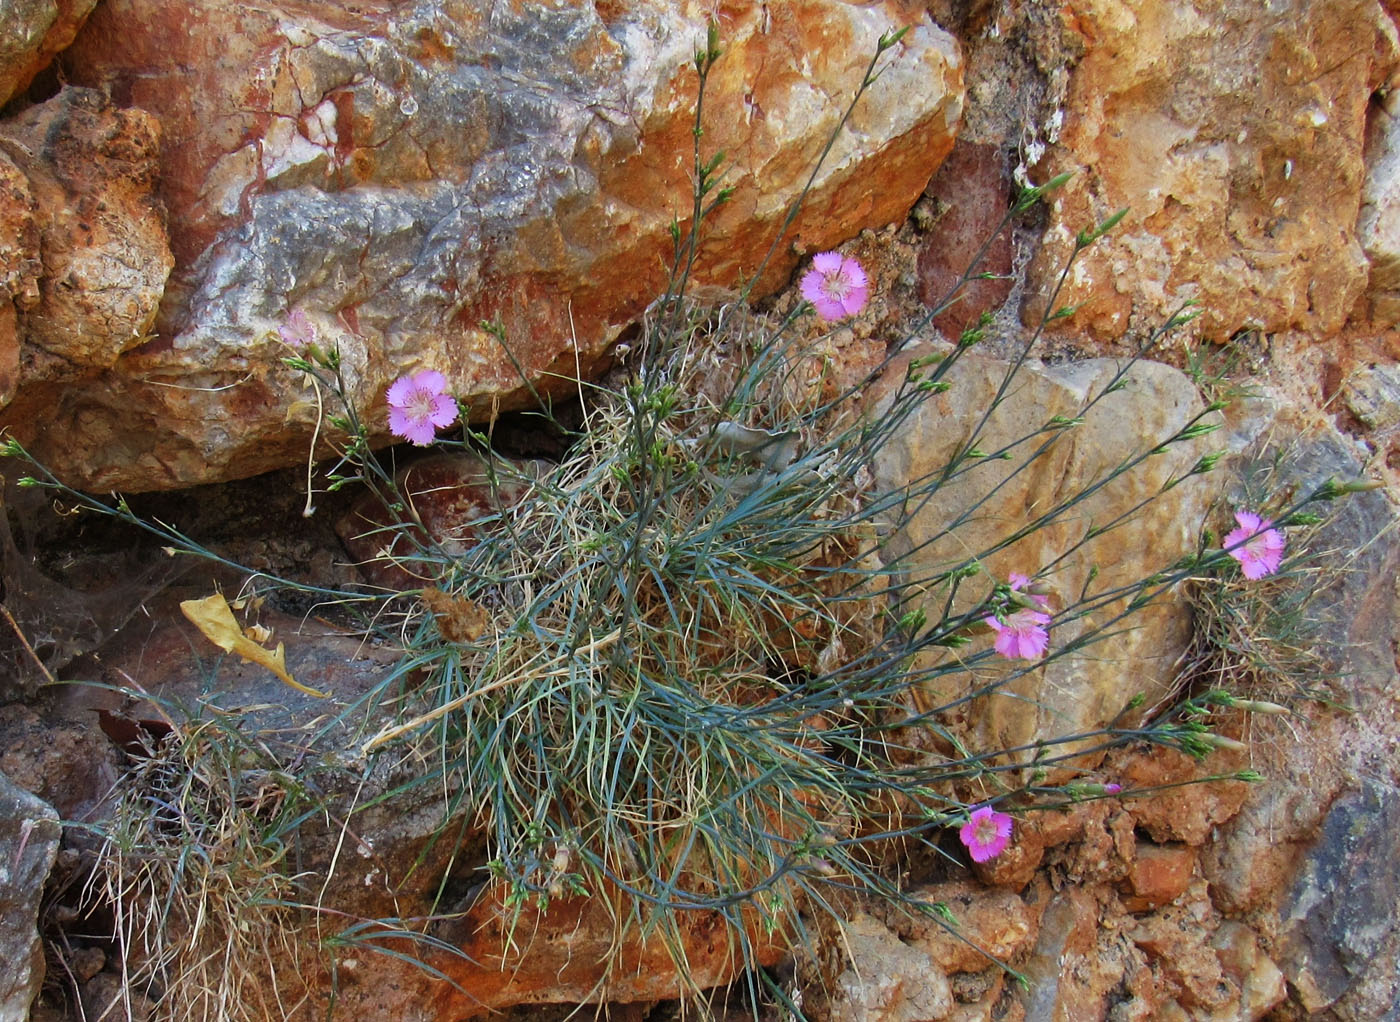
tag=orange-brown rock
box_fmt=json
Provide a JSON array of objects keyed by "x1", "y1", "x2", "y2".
[
  {"x1": 1117, "y1": 745, "x2": 1251, "y2": 846},
  {"x1": 916, "y1": 140, "x2": 1013, "y2": 338},
  {"x1": 0, "y1": 0, "x2": 98, "y2": 106},
  {"x1": 0, "y1": 150, "x2": 37, "y2": 406},
  {"x1": 1024, "y1": 0, "x2": 1399, "y2": 341},
  {"x1": 1121, "y1": 842, "x2": 1195, "y2": 913},
  {"x1": 902, "y1": 882, "x2": 1040, "y2": 975},
  {"x1": 5, "y1": 1, "x2": 964, "y2": 492},
  {"x1": 426, "y1": 885, "x2": 786, "y2": 1018},
  {"x1": 1127, "y1": 880, "x2": 1234, "y2": 1012},
  {"x1": 0, "y1": 88, "x2": 172, "y2": 377}
]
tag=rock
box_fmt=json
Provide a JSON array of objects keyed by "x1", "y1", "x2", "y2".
[
  {"x1": 0, "y1": 769, "x2": 60, "y2": 1022},
  {"x1": 0, "y1": 703, "x2": 119, "y2": 848},
  {"x1": 829, "y1": 913, "x2": 954, "y2": 1022},
  {"x1": 0, "y1": 151, "x2": 38, "y2": 408},
  {"x1": 916, "y1": 141, "x2": 1014, "y2": 338},
  {"x1": 1211, "y1": 921, "x2": 1287, "y2": 1021},
  {"x1": 1117, "y1": 745, "x2": 1251, "y2": 847},
  {"x1": 873, "y1": 350, "x2": 1215, "y2": 761},
  {"x1": 1127, "y1": 880, "x2": 1234, "y2": 1013},
  {"x1": 1342, "y1": 361, "x2": 1400, "y2": 432},
  {"x1": 424, "y1": 888, "x2": 786, "y2": 1019},
  {"x1": 1361, "y1": 75, "x2": 1400, "y2": 325},
  {"x1": 0, "y1": 88, "x2": 173, "y2": 375},
  {"x1": 0, "y1": 0, "x2": 98, "y2": 106},
  {"x1": 38, "y1": 581, "x2": 787, "y2": 1018},
  {"x1": 0, "y1": 479, "x2": 185, "y2": 700},
  {"x1": 1024, "y1": 0, "x2": 1398, "y2": 341},
  {"x1": 1121, "y1": 842, "x2": 1195, "y2": 913},
  {"x1": 1015, "y1": 886, "x2": 1106, "y2": 1021},
  {"x1": 1278, "y1": 780, "x2": 1400, "y2": 1012},
  {"x1": 335, "y1": 451, "x2": 536, "y2": 590},
  {"x1": 901, "y1": 882, "x2": 1040, "y2": 975},
  {"x1": 78, "y1": 970, "x2": 154, "y2": 1022},
  {"x1": 9, "y1": 1, "x2": 964, "y2": 492},
  {"x1": 1191, "y1": 396, "x2": 1400, "y2": 1018}
]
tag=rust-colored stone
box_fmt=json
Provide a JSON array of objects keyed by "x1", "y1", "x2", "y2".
[
  {"x1": 1121, "y1": 842, "x2": 1196, "y2": 913},
  {"x1": 1127, "y1": 881, "x2": 1234, "y2": 1012},
  {"x1": 0, "y1": 88, "x2": 172, "y2": 373},
  {"x1": 917, "y1": 140, "x2": 1014, "y2": 338},
  {"x1": 0, "y1": 150, "x2": 37, "y2": 409},
  {"x1": 1117, "y1": 746, "x2": 1251, "y2": 846}
]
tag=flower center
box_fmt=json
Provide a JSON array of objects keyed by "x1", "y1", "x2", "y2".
[
  {"x1": 974, "y1": 817, "x2": 999, "y2": 845},
  {"x1": 822, "y1": 271, "x2": 850, "y2": 301},
  {"x1": 408, "y1": 390, "x2": 436, "y2": 418}
]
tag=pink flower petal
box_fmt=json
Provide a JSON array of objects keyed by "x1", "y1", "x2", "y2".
[
  {"x1": 427, "y1": 393, "x2": 458, "y2": 428},
  {"x1": 986, "y1": 576, "x2": 1053, "y2": 661},
  {"x1": 386, "y1": 375, "x2": 417, "y2": 408}
]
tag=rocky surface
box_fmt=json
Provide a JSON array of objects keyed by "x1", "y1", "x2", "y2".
[
  {"x1": 0, "y1": 89, "x2": 172, "y2": 374},
  {"x1": 0, "y1": 0, "x2": 97, "y2": 108},
  {"x1": 0, "y1": 1, "x2": 1398, "y2": 1020},
  {"x1": 1361, "y1": 76, "x2": 1400, "y2": 325},
  {"x1": 1198, "y1": 410, "x2": 1400, "y2": 1021},
  {"x1": 0, "y1": 0, "x2": 962, "y2": 492},
  {"x1": 0, "y1": 770, "x2": 59, "y2": 1022},
  {"x1": 1024, "y1": 0, "x2": 1397, "y2": 342},
  {"x1": 873, "y1": 352, "x2": 1214, "y2": 757}
]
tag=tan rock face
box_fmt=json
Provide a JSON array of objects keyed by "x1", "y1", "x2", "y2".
[
  {"x1": 6, "y1": 1, "x2": 963, "y2": 492},
  {"x1": 832, "y1": 913, "x2": 954, "y2": 1022},
  {"x1": 1360, "y1": 74, "x2": 1400, "y2": 324},
  {"x1": 873, "y1": 350, "x2": 1215, "y2": 759},
  {"x1": 0, "y1": 0, "x2": 97, "y2": 106},
  {"x1": 1025, "y1": 0, "x2": 1399, "y2": 341}
]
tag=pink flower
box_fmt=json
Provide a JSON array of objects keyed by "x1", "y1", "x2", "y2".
[
  {"x1": 1223, "y1": 510, "x2": 1285, "y2": 580},
  {"x1": 800, "y1": 251, "x2": 869, "y2": 321},
  {"x1": 1103, "y1": 783, "x2": 1123, "y2": 794},
  {"x1": 387, "y1": 370, "x2": 458, "y2": 446},
  {"x1": 985, "y1": 573, "x2": 1052, "y2": 660},
  {"x1": 959, "y1": 806, "x2": 1013, "y2": 863},
  {"x1": 279, "y1": 308, "x2": 315, "y2": 348}
]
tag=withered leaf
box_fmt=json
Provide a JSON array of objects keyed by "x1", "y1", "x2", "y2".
[
  {"x1": 421, "y1": 586, "x2": 489, "y2": 644},
  {"x1": 179, "y1": 593, "x2": 328, "y2": 698}
]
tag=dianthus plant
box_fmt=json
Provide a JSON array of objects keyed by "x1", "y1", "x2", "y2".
[{"x1": 0, "y1": 19, "x2": 1364, "y2": 1016}]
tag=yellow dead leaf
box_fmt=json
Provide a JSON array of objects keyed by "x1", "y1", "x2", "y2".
[{"x1": 179, "y1": 593, "x2": 328, "y2": 698}]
